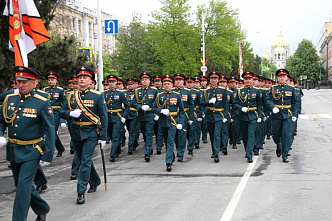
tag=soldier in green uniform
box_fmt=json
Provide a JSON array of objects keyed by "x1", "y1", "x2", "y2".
[
  {"x1": 117, "y1": 78, "x2": 127, "y2": 148},
  {"x1": 0, "y1": 66, "x2": 55, "y2": 221},
  {"x1": 172, "y1": 73, "x2": 194, "y2": 161},
  {"x1": 266, "y1": 69, "x2": 298, "y2": 163},
  {"x1": 154, "y1": 75, "x2": 185, "y2": 171},
  {"x1": 201, "y1": 72, "x2": 229, "y2": 163},
  {"x1": 132, "y1": 72, "x2": 158, "y2": 162},
  {"x1": 200, "y1": 75, "x2": 209, "y2": 143},
  {"x1": 294, "y1": 80, "x2": 303, "y2": 136},
  {"x1": 193, "y1": 77, "x2": 203, "y2": 149},
  {"x1": 103, "y1": 75, "x2": 129, "y2": 162},
  {"x1": 43, "y1": 72, "x2": 66, "y2": 157},
  {"x1": 124, "y1": 77, "x2": 139, "y2": 154},
  {"x1": 234, "y1": 71, "x2": 263, "y2": 163},
  {"x1": 60, "y1": 66, "x2": 108, "y2": 204},
  {"x1": 227, "y1": 76, "x2": 240, "y2": 149},
  {"x1": 153, "y1": 75, "x2": 165, "y2": 154}
]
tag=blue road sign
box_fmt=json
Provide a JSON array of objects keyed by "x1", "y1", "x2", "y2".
[{"x1": 105, "y1": 20, "x2": 118, "y2": 34}]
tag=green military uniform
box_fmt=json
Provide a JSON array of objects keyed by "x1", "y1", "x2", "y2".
[
  {"x1": 227, "y1": 77, "x2": 241, "y2": 149},
  {"x1": 266, "y1": 69, "x2": 298, "y2": 162},
  {"x1": 43, "y1": 72, "x2": 66, "y2": 157},
  {"x1": 103, "y1": 75, "x2": 129, "y2": 161},
  {"x1": 234, "y1": 71, "x2": 263, "y2": 163},
  {"x1": 201, "y1": 72, "x2": 229, "y2": 162},
  {"x1": 132, "y1": 72, "x2": 158, "y2": 161},
  {"x1": 154, "y1": 75, "x2": 185, "y2": 171},
  {"x1": 199, "y1": 76, "x2": 209, "y2": 143},
  {"x1": 0, "y1": 66, "x2": 55, "y2": 221},
  {"x1": 60, "y1": 66, "x2": 108, "y2": 204}
]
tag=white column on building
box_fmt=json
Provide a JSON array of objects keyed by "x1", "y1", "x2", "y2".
[{"x1": 75, "y1": 17, "x2": 79, "y2": 38}]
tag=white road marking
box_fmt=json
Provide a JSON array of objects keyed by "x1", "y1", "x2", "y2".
[
  {"x1": 220, "y1": 156, "x2": 258, "y2": 221},
  {"x1": 299, "y1": 114, "x2": 309, "y2": 119},
  {"x1": 319, "y1": 114, "x2": 332, "y2": 118}
]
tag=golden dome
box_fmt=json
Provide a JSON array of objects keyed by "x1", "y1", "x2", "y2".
[
  {"x1": 274, "y1": 44, "x2": 285, "y2": 53},
  {"x1": 262, "y1": 51, "x2": 270, "y2": 59},
  {"x1": 272, "y1": 31, "x2": 289, "y2": 46}
]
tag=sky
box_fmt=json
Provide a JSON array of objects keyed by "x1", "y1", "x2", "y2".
[{"x1": 81, "y1": 0, "x2": 332, "y2": 56}]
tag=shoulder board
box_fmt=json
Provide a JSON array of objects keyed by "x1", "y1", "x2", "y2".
[
  {"x1": 200, "y1": 88, "x2": 208, "y2": 91},
  {"x1": 57, "y1": 86, "x2": 63, "y2": 90},
  {"x1": 253, "y1": 86, "x2": 260, "y2": 90},
  {"x1": 227, "y1": 89, "x2": 233, "y2": 92},
  {"x1": 7, "y1": 92, "x2": 20, "y2": 97},
  {"x1": 288, "y1": 85, "x2": 295, "y2": 88},
  {"x1": 172, "y1": 91, "x2": 180, "y2": 94},
  {"x1": 183, "y1": 88, "x2": 191, "y2": 91},
  {"x1": 218, "y1": 86, "x2": 226, "y2": 89},
  {"x1": 150, "y1": 86, "x2": 157, "y2": 90},
  {"x1": 37, "y1": 89, "x2": 47, "y2": 94},
  {"x1": 43, "y1": 86, "x2": 49, "y2": 90},
  {"x1": 90, "y1": 89, "x2": 102, "y2": 95},
  {"x1": 34, "y1": 94, "x2": 48, "y2": 101},
  {"x1": 67, "y1": 91, "x2": 74, "y2": 95},
  {"x1": 192, "y1": 89, "x2": 199, "y2": 91},
  {"x1": 157, "y1": 91, "x2": 165, "y2": 96},
  {"x1": 238, "y1": 86, "x2": 244, "y2": 89}
]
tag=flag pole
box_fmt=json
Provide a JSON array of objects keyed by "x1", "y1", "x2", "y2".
[{"x1": 97, "y1": 0, "x2": 103, "y2": 92}]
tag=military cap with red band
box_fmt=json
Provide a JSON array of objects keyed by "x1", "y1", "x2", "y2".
[
  {"x1": 162, "y1": 74, "x2": 175, "y2": 83},
  {"x1": 76, "y1": 66, "x2": 94, "y2": 79},
  {"x1": 107, "y1": 74, "x2": 119, "y2": 81},
  {"x1": 194, "y1": 76, "x2": 201, "y2": 82},
  {"x1": 126, "y1": 77, "x2": 137, "y2": 84},
  {"x1": 200, "y1": 75, "x2": 209, "y2": 81},
  {"x1": 219, "y1": 75, "x2": 228, "y2": 82},
  {"x1": 46, "y1": 71, "x2": 59, "y2": 79},
  {"x1": 228, "y1": 76, "x2": 237, "y2": 83},
  {"x1": 276, "y1": 69, "x2": 289, "y2": 77},
  {"x1": 241, "y1": 71, "x2": 254, "y2": 79},
  {"x1": 153, "y1": 75, "x2": 162, "y2": 81},
  {"x1": 174, "y1": 73, "x2": 186, "y2": 80},
  {"x1": 14, "y1": 66, "x2": 41, "y2": 80},
  {"x1": 186, "y1": 76, "x2": 195, "y2": 82},
  {"x1": 117, "y1": 79, "x2": 125, "y2": 84},
  {"x1": 140, "y1": 72, "x2": 152, "y2": 80},
  {"x1": 208, "y1": 71, "x2": 221, "y2": 79}
]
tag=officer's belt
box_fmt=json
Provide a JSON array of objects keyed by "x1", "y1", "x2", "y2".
[
  {"x1": 142, "y1": 108, "x2": 152, "y2": 111},
  {"x1": 73, "y1": 121, "x2": 95, "y2": 126},
  {"x1": 107, "y1": 108, "x2": 122, "y2": 113},
  {"x1": 8, "y1": 137, "x2": 43, "y2": 145},
  {"x1": 52, "y1": 106, "x2": 61, "y2": 109},
  {"x1": 274, "y1": 105, "x2": 291, "y2": 109},
  {"x1": 208, "y1": 107, "x2": 224, "y2": 111},
  {"x1": 247, "y1": 107, "x2": 257, "y2": 111},
  {"x1": 169, "y1": 112, "x2": 178, "y2": 116},
  {"x1": 130, "y1": 107, "x2": 138, "y2": 111}
]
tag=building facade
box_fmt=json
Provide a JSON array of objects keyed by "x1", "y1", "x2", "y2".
[
  {"x1": 270, "y1": 31, "x2": 290, "y2": 69},
  {"x1": 317, "y1": 22, "x2": 332, "y2": 82}
]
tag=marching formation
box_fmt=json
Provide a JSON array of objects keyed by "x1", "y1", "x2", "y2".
[{"x1": 0, "y1": 65, "x2": 303, "y2": 220}]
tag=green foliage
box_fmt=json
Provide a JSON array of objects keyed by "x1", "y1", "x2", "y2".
[
  {"x1": 260, "y1": 57, "x2": 277, "y2": 79},
  {"x1": 285, "y1": 39, "x2": 322, "y2": 83}
]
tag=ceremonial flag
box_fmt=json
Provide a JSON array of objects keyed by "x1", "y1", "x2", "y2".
[
  {"x1": 238, "y1": 42, "x2": 243, "y2": 79},
  {"x1": 3, "y1": 0, "x2": 50, "y2": 66}
]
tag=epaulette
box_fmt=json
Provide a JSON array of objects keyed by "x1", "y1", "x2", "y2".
[
  {"x1": 288, "y1": 85, "x2": 295, "y2": 87},
  {"x1": 172, "y1": 91, "x2": 180, "y2": 94},
  {"x1": 57, "y1": 86, "x2": 64, "y2": 90},
  {"x1": 200, "y1": 88, "x2": 208, "y2": 91},
  {"x1": 192, "y1": 89, "x2": 199, "y2": 91},
  {"x1": 157, "y1": 91, "x2": 165, "y2": 96},
  {"x1": 253, "y1": 86, "x2": 260, "y2": 90},
  {"x1": 43, "y1": 86, "x2": 49, "y2": 90},
  {"x1": 150, "y1": 86, "x2": 157, "y2": 90},
  {"x1": 227, "y1": 89, "x2": 233, "y2": 92},
  {"x1": 238, "y1": 86, "x2": 244, "y2": 89},
  {"x1": 34, "y1": 94, "x2": 48, "y2": 101},
  {"x1": 37, "y1": 89, "x2": 47, "y2": 94},
  {"x1": 218, "y1": 86, "x2": 226, "y2": 89},
  {"x1": 90, "y1": 89, "x2": 102, "y2": 95},
  {"x1": 183, "y1": 88, "x2": 191, "y2": 91},
  {"x1": 7, "y1": 92, "x2": 20, "y2": 97}
]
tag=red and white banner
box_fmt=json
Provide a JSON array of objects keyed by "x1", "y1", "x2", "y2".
[
  {"x1": 238, "y1": 42, "x2": 243, "y2": 79},
  {"x1": 4, "y1": 0, "x2": 50, "y2": 66}
]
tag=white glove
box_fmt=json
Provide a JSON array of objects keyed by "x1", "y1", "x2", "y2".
[
  {"x1": 40, "y1": 161, "x2": 50, "y2": 167},
  {"x1": 177, "y1": 124, "x2": 183, "y2": 130},
  {"x1": 263, "y1": 117, "x2": 267, "y2": 122},
  {"x1": 231, "y1": 119, "x2": 234, "y2": 123},
  {"x1": 197, "y1": 118, "x2": 203, "y2": 122},
  {"x1": 209, "y1": 97, "x2": 216, "y2": 104},
  {"x1": 188, "y1": 120, "x2": 193, "y2": 125},
  {"x1": 161, "y1": 109, "x2": 169, "y2": 115},
  {"x1": 154, "y1": 115, "x2": 159, "y2": 121},
  {"x1": 14, "y1": 88, "x2": 19, "y2": 93},
  {"x1": 141, "y1": 105, "x2": 149, "y2": 111},
  {"x1": 0, "y1": 136, "x2": 7, "y2": 148},
  {"x1": 70, "y1": 109, "x2": 82, "y2": 118},
  {"x1": 202, "y1": 114, "x2": 205, "y2": 118},
  {"x1": 257, "y1": 118, "x2": 262, "y2": 123},
  {"x1": 121, "y1": 117, "x2": 126, "y2": 124},
  {"x1": 98, "y1": 140, "x2": 106, "y2": 149},
  {"x1": 292, "y1": 117, "x2": 297, "y2": 122},
  {"x1": 60, "y1": 123, "x2": 67, "y2": 128},
  {"x1": 272, "y1": 107, "x2": 279, "y2": 114},
  {"x1": 241, "y1": 107, "x2": 248, "y2": 113},
  {"x1": 222, "y1": 118, "x2": 227, "y2": 123}
]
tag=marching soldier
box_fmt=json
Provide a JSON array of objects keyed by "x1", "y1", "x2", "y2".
[
  {"x1": 0, "y1": 66, "x2": 55, "y2": 221},
  {"x1": 43, "y1": 71, "x2": 66, "y2": 157},
  {"x1": 132, "y1": 72, "x2": 158, "y2": 162},
  {"x1": 102, "y1": 79, "x2": 110, "y2": 91},
  {"x1": 125, "y1": 77, "x2": 139, "y2": 154},
  {"x1": 154, "y1": 75, "x2": 185, "y2": 171},
  {"x1": 294, "y1": 80, "x2": 303, "y2": 136},
  {"x1": 201, "y1": 72, "x2": 229, "y2": 163},
  {"x1": 266, "y1": 69, "x2": 298, "y2": 163},
  {"x1": 172, "y1": 73, "x2": 194, "y2": 162},
  {"x1": 153, "y1": 75, "x2": 165, "y2": 154},
  {"x1": 104, "y1": 75, "x2": 129, "y2": 162},
  {"x1": 227, "y1": 76, "x2": 240, "y2": 149},
  {"x1": 234, "y1": 71, "x2": 263, "y2": 163},
  {"x1": 193, "y1": 76, "x2": 203, "y2": 149},
  {"x1": 60, "y1": 66, "x2": 108, "y2": 204},
  {"x1": 200, "y1": 75, "x2": 209, "y2": 143}
]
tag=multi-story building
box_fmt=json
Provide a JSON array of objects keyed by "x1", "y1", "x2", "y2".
[
  {"x1": 270, "y1": 31, "x2": 290, "y2": 69},
  {"x1": 49, "y1": 0, "x2": 124, "y2": 57},
  {"x1": 317, "y1": 22, "x2": 332, "y2": 82}
]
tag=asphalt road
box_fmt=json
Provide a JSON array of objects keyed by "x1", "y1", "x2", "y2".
[{"x1": 0, "y1": 89, "x2": 332, "y2": 221}]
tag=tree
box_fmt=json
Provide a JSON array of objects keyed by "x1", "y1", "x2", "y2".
[
  {"x1": 261, "y1": 57, "x2": 277, "y2": 79},
  {"x1": 197, "y1": 0, "x2": 253, "y2": 76},
  {"x1": 286, "y1": 39, "x2": 322, "y2": 85}
]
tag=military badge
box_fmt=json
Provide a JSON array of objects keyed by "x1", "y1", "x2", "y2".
[{"x1": 48, "y1": 107, "x2": 53, "y2": 115}]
